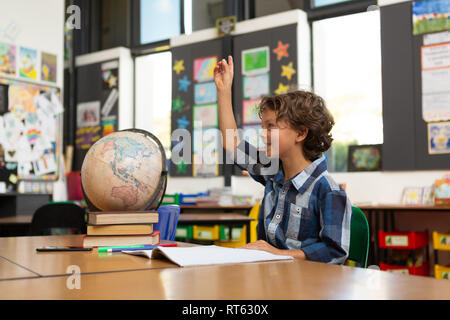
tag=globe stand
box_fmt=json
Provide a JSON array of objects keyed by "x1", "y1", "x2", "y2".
[{"x1": 81, "y1": 128, "x2": 168, "y2": 213}]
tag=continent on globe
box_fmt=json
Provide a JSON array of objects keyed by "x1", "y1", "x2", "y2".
[{"x1": 111, "y1": 185, "x2": 139, "y2": 208}]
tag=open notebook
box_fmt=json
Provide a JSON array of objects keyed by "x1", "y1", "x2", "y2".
[{"x1": 123, "y1": 245, "x2": 294, "y2": 267}]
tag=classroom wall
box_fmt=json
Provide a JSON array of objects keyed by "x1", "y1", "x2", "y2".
[{"x1": 0, "y1": 0, "x2": 65, "y2": 89}]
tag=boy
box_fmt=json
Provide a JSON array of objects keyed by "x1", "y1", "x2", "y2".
[{"x1": 214, "y1": 56, "x2": 352, "y2": 264}]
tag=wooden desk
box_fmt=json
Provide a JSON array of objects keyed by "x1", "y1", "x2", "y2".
[
  {"x1": 0, "y1": 235, "x2": 188, "y2": 277},
  {"x1": 0, "y1": 215, "x2": 33, "y2": 237},
  {"x1": 357, "y1": 204, "x2": 450, "y2": 266},
  {"x1": 0, "y1": 256, "x2": 449, "y2": 299},
  {"x1": 178, "y1": 213, "x2": 253, "y2": 243},
  {"x1": 0, "y1": 257, "x2": 39, "y2": 280}
]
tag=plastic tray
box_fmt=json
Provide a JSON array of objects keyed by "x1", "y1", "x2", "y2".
[
  {"x1": 434, "y1": 264, "x2": 450, "y2": 280},
  {"x1": 379, "y1": 261, "x2": 430, "y2": 276},
  {"x1": 432, "y1": 231, "x2": 450, "y2": 251},
  {"x1": 175, "y1": 225, "x2": 193, "y2": 239},
  {"x1": 378, "y1": 230, "x2": 429, "y2": 249},
  {"x1": 193, "y1": 225, "x2": 220, "y2": 240}
]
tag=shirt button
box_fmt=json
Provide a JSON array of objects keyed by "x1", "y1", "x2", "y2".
[{"x1": 276, "y1": 214, "x2": 281, "y2": 219}]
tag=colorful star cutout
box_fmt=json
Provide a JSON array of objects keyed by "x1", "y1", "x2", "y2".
[
  {"x1": 177, "y1": 115, "x2": 189, "y2": 129},
  {"x1": 173, "y1": 59, "x2": 185, "y2": 75},
  {"x1": 178, "y1": 75, "x2": 191, "y2": 92},
  {"x1": 281, "y1": 62, "x2": 296, "y2": 80},
  {"x1": 272, "y1": 41, "x2": 290, "y2": 61},
  {"x1": 172, "y1": 96, "x2": 184, "y2": 112},
  {"x1": 176, "y1": 159, "x2": 187, "y2": 173},
  {"x1": 274, "y1": 83, "x2": 289, "y2": 95}
]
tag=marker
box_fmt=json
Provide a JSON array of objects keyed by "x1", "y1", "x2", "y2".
[{"x1": 98, "y1": 245, "x2": 145, "y2": 252}]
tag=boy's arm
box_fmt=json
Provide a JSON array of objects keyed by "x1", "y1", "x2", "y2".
[
  {"x1": 301, "y1": 190, "x2": 352, "y2": 264},
  {"x1": 214, "y1": 56, "x2": 239, "y2": 154}
]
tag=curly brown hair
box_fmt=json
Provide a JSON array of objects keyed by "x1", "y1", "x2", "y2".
[{"x1": 258, "y1": 90, "x2": 335, "y2": 161}]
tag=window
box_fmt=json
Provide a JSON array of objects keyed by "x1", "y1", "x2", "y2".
[
  {"x1": 312, "y1": 0, "x2": 354, "y2": 8},
  {"x1": 313, "y1": 10, "x2": 383, "y2": 172},
  {"x1": 191, "y1": 0, "x2": 224, "y2": 31},
  {"x1": 140, "y1": 0, "x2": 181, "y2": 44},
  {"x1": 135, "y1": 52, "x2": 172, "y2": 158}
]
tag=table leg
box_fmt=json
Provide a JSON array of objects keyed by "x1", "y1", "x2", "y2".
[{"x1": 246, "y1": 222, "x2": 251, "y2": 244}]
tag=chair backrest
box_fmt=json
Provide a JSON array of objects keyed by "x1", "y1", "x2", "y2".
[
  {"x1": 248, "y1": 200, "x2": 261, "y2": 243},
  {"x1": 30, "y1": 202, "x2": 87, "y2": 236},
  {"x1": 348, "y1": 206, "x2": 370, "y2": 268},
  {"x1": 154, "y1": 205, "x2": 180, "y2": 241}
]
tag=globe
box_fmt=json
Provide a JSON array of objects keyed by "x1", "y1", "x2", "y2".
[{"x1": 81, "y1": 129, "x2": 167, "y2": 212}]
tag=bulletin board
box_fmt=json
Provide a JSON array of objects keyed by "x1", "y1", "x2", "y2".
[
  {"x1": 170, "y1": 39, "x2": 224, "y2": 177},
  {"x1": 73, "y1": 59, "x2": 119, "y2": 171},
  {"x1": 232, "y1": 24, "x2": 298, "y2": 175},
  {"x1": 0, "y1": 77, "x2": 62, "y2": 185}
]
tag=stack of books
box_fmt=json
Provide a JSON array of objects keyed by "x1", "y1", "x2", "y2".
[{"x1": 82, "y1": 211, "x2": 160, "y2": 248}]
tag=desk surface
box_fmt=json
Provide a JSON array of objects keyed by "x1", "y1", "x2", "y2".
[
  {"x1": 357, "y1": 204, "x2": 450, "y2": 211},
  {"x1": 0, "y1": 215, "x2": 33, "y2": 224},
  {"x1": 178, "y1": 213, "x2": 253, "y2": 223},
  {"x1": 0, "y1": 235, "x2": 189, "y2": 277},
  {"x1": 0, "y1": 257, "x2": 39, "y2": 280},
  {"x1": 0, "y1": 252, "x2": 449, "y2": 299}
]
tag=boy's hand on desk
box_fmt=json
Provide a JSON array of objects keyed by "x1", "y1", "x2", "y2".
[
  {"x1": 238, "y1": 240, "x2": 306, "y2": 260},
  {"x1": 214, "y1": 55, "x2": 234, "y2": 92},
  {"x1": 239, "y1": 240, "x2": 282, "y2": 255}
]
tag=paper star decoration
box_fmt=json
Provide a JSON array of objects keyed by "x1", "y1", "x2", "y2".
[
  {"x1": 178, "y1": 75, "x2": 191, "y2": 92},
  {"x1": 281, "y1": 62, "x2": 296, "y2": 80},
  {"x1": 172, "y1": 96, "x2": 184, "y2": 112},
  {"x1": 273, "y1": 41, "x2": 290, "y2": 61},
  {"x1": 274, "y1": 83, "x2": 289, "y2": 95},
  {"x1": 173, "y1": 59, "x2": 185, "y2": 75},
  {"x1": 177, "y1": 115, "x2": 189, "y2": 129},
  {"x1": 176, "y1": 159, "x2": 187, "y2": 173}
]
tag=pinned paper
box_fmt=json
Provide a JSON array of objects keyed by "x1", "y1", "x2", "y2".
[
  {"x1": 274, "y1": 83, "x2": 289, "y2": 95},
  {"x1": 18, "y1": 47, "x2": 37, "y2": 80},
  {"x1": 0, "y1": 42, "x2": 16, "y2": 76},
  {"x1": 173, "y1": 59, "x2": 185, "y2": 75},
  {"x1": 101, "y1": 88, "x2": 118, "y2": 117},
  {"x1": 281, "y1": 62, "x2": 296, "y2": 80},
  {"x1": 77, "y1": 101, "x2": 100, "y2": 128},
  {"x1": 193, "y1": 56, "x2": 217, "y2": 82},
  {"x1": 178, "y1": 75, "x2": 191, "y2": 92},
  {"x1": 272, "y1": 41, "x2": 290, "y2": 61}
]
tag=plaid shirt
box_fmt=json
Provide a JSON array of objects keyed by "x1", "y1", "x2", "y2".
[{"x1": 233, "y1": 139, "x2": 352, "y2": 264}]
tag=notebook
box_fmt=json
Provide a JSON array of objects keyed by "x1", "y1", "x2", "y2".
[{"x1": 122, "y1": 245, "x2": 294, "y2": 267}]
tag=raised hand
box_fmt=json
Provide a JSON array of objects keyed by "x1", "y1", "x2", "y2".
[{"x1": 214, "y1": 55, "x2": 234, "y2": 92}]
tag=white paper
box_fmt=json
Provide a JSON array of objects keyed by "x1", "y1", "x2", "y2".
[
  {"x1": 50, "y1": 92, "x2": 64, "y2": 115},
  {"x1": 421, "y1": 43, "x2": 450, "y2": 70},
  {"x1": 101, "y1": 88, "x2": 118, "y2": 116},
  {"x1": 424, "y1": 31, "x2": 450, "y2": 46},
  {"x1": 123, "y1": 245, "x2": 293, "y2": 267},
  {"x1": 77, "y1": 101, "x2": 100, "y2": 127}
]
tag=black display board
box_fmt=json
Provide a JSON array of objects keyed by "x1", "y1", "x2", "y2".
[
  {"x1": 232, "y1": 24, "x2": 298, "y2": 175},
  {"x1": 380, "y1": 2, "x2": 450, "y2": 170},
  {"x1": 74, "y1": 60, "x2": 119, "y2": 171},
  {"x1": 171, "y1": 39, "x2": 224, "y2": 177}
]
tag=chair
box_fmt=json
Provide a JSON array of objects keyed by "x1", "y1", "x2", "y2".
[
  {"x1": 154, "y1": 205, "x2": 180, "y2": 241},
  {"x1": 347, "y1": 206, "x2": 370, "y2": 268},
  {"x1": 29, "y1": 202, "x2": 87, "y2": 236}
]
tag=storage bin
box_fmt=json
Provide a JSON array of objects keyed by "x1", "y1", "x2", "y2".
[
  {"x1": 379, "y1": 261, "x2": 429, "y2": 276},
  {"x1": 219, "y1": 225, "x2": 243, "y2": 241},
  {"x1": 179, "y1": 192, "x2": 209, "y2": 205},
  {"x1": 434, "y1": 264, "x2": 450, "y2": 280},
  {"x1": 175, "y1": 225, "x2": 193, "y2": 239},
  {"x1": 162, "y1": 193, "x2": 180, "y2": 205},
  {"x1": 432, "y1": 231, "x2": 450, "y2": 251},
  {"x1": 193, "y1": 225, "x2": 220, "y2": 240},
  {"x1": 215, "y1": 226, "x2": 247, "y2": 248},
  {"x1": 378, "y1": 230, "x2": 428, "y2": 249}
]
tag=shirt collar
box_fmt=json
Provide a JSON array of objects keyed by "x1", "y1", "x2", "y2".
[{"x1": 272, "y1": 155, "x2": 328, "y2": 193}]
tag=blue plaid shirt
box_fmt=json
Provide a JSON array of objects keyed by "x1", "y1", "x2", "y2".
[{"x1": 233, "y1": 139, "x2": 352, "y2": 264}]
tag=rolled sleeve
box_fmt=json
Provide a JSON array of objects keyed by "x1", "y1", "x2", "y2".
[{"x1": 232, "y1": 139, "x2": 279, "y2": 186}]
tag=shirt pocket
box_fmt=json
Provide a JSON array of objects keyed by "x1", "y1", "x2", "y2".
[{"x1": 287, "y1": 203, "x2": 314, "y2": 241}]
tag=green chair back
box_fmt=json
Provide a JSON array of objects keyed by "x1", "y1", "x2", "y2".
[{"x1": 348, "y1": 206, "x2": 370, "y2": 268}]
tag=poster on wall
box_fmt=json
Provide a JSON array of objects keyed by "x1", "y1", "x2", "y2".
[
  {"x1": 347, "y1": 144, "x2": 382, "y2": 171},
  {"x1": 76, "y1": 101, "x2": 100, "y2": 128},
  {"x1": 41, "y1": 52, "x2": 57, "y2": 83},
  {"x1": 18, "y1": 47, "x2": 38, "y2": 80},
  {"x1": 241, "y1": 46, "x2": 270, "y2": 76},
  {"x1": 413, "y1": 0, "x2": 450, "y2": 35},
  {"x1": 427, "y1": 121, "x2": 450, "y2": 154},
  {"x1": 421, "y1": 42, "x2": 450, "y2": 122},
  {"x1": 193, "y1": 56, "x2": 217, "y2": 83},
  {"x1": 243, "y1": 73, "x2": 269, "y2": 99},
  {"x1": 0, "y1": 42, "x2": 16, "y2": 76}
]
